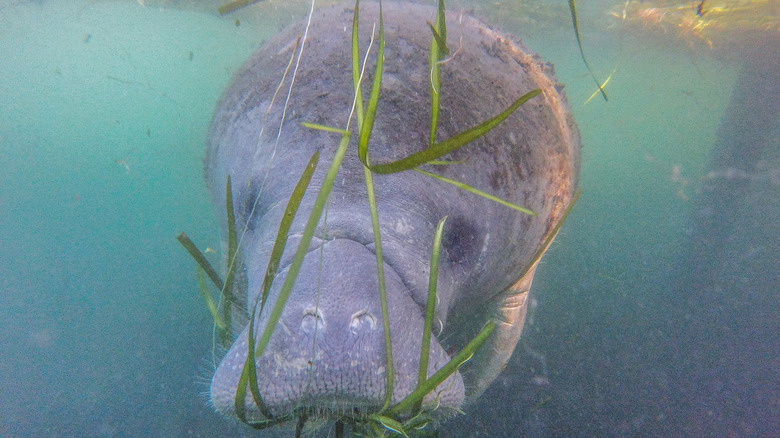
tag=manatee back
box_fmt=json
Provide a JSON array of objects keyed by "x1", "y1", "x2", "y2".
[{"x1": 206, "y1": 1, "x2": 579, "y2": 311}]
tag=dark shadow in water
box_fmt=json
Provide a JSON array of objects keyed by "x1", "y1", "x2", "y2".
[{"x1": 665, "y1": 39, "x2": 780, "y2": 437}]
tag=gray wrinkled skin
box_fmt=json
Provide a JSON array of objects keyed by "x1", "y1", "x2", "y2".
[{"x1": 204, "y1": 1, "x2": 580, "y2": 429}]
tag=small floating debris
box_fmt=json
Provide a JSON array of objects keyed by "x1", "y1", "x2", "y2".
[{"x1": 115, "y1": 156, "x2": 131, "y2": 175}]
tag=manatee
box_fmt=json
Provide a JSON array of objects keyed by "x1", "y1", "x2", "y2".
[{"x1": 204, "y1": 1, "x2": 580, "y2": 432}]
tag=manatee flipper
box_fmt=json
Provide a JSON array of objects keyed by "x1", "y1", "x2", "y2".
[
  {"x1": 465, "y1": 261, "x2": 537, "y2": 401},
  {"x1": 461, "y1": 190, "x2": 575, "y2": 401}
]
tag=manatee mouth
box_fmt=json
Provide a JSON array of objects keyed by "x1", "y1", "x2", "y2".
[{"x1": 209, "y1": 238, "x2": 472, "y2": 431}]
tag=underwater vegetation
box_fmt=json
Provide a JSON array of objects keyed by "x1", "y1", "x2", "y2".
[
  {"x1": 179, "y1": 0, "x2": 579, "y2": 436},
  {"x1": 608, "y1": 0, "x2": 779, "y2": 50}
]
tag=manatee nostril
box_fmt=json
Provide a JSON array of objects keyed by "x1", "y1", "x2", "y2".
[
  {"x1": 301, "y1": 308, "x2": 323, "y2": 334},
  {"x1": 350, "y1": 310, "x2": 376, "y2": 335}
]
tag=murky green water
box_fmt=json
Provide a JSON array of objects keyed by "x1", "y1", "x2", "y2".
[{"x1": 1, "y1": 0, "x2": 776, "y2": 436}]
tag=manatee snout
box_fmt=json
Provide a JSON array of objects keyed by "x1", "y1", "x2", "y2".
[{"x1": 210, "y1": 239, "x2": 463, "y2": 421}]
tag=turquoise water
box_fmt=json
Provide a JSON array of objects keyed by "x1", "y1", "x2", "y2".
[{"x1": 1, "y1": 0, "x2": 776, "y2": 436}]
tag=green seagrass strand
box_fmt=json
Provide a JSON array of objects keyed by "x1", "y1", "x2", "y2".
[
  {"x1": 252, "y1": 132, "x2": 351, "y2": 363},
  {"x1": 428, "y1": 0, "x2": 447, "y2": 147},
  {"x1": 389, "y1": 321, "x2": 496, "y2": 416},
  {"x1": 361, "y1": 89, "x2": 541, "y2": 174},
  {"x1": 235, "y1": 152, "x2": 319, "y2": 425},
  {"x1": 415, "y1": 216, "x2": 448, "y2": 415}
]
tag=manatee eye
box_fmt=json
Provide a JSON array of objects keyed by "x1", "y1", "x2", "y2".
[
  {"x1": 301, "y1": 308, "x2": 324, "y2": 334},
  {"x1": 350, "y1": 310, "x2": 376, "y2": 335},
  {"x1": 240, "y1": 182, "x2": 261, "y2": 231},
  {"x1": 442, "y1": 216, "x2": 483, "y2": 268}
]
